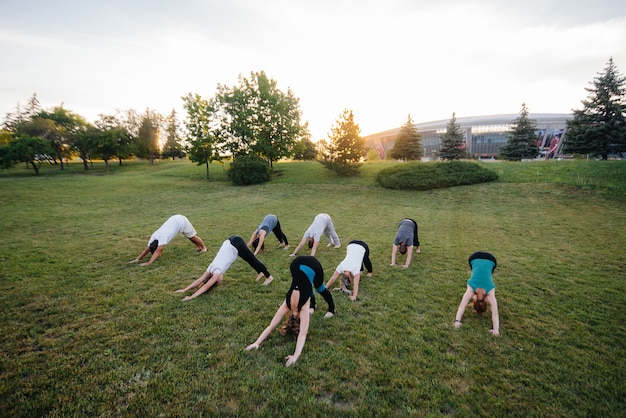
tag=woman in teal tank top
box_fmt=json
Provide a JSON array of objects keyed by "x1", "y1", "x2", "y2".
[{"x1": 453, "y1": 252, "x2": 500, "y2": 336}]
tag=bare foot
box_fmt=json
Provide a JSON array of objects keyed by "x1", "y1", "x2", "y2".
[{"x1": 262, "y1": 276, "x2": 274, "y2": 286}]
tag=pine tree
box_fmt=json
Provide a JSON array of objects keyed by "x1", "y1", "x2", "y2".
[
  {"x1": 389, "y1": 114, "x2": 423, "y2": 160},
  {"x1": 564, "y1": 58, "x2": 626, "y2": 160},
  {"x1": 162, "y1": 109, "x2": 185, "y2": 159},
  {"x1": 320, "y1": 109, "x2": 366, "y2": 176},
  {"x1": 439, "y1": 112, "x2": 465, "y2": 160},
  {"x1": 499, "y1": 103, "x2": 539, "y2": 161}
]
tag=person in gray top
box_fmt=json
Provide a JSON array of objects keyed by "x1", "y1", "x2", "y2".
[
  {"x1": 247, "y1": 214, "x2": 289, "y2": 255},
  {"x1": 289, "y1": 213, "x2": 340, "y2": 257},
  {"x1": 390, "y1": 218, "x2": 420, "y2": 269}
]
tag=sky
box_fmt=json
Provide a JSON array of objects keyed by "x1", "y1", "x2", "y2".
[{"x1": 1, "y1": 0, "x2": 625, "y2": 140}]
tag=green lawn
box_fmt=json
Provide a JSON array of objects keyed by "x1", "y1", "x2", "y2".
[{"x1": 0, "y1": 159, "x2": 625, "y2": 417}]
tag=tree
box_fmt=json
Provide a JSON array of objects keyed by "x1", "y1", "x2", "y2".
[
  {"x1": 389, "y1": 114, "x2": 423, "y2": 161},
  {"x1": 4, "y1": 135, "x2": 54, "y2": 175},
  {"x1": 439, "y1": 112, "x2": 466, "y2": 160},
  {"x1": 162, "y1": 109, "x2": 186, "y2": 159},
  {"x1": 24, "y1": 107, "x2": 86, "y2": 170},
  {"x1": 564, "y1": 58, "x2": 626, "y2": 160},
  {"x1": 320, "y1": 109, "x2": 366, "y2": 176},
  {"x1": 499, "y1": 103, "x2": 539, "y2": 161},
  {"x1": 291, "y1": 122, "x2": 317, "y2": 160},
  {"x1": 182, "y1": 93, "x2": 221, "y2": 180},
  {"x1": 213, "y1": 71, "x2": 303, "y2": 170},
  {"x1": 2, "y1": 93, "x2": 41, "y2": 132},
  {"x1": 136, "y1": 109, "x2": 161, "y2": 165}
]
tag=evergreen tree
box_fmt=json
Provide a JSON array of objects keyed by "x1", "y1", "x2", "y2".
[
  {"x1": 162, "y1": 109, "x2": 186, "y2": 159},
  {"x1": 499, "y1": 103, "x2": 539, "y2": 161},
  {"x1": 564, "y1": 58, "x2": 626, "y2": 160},
  {"x1": 389, "y1": 114, "x2": 423, "y2": 160},
  {"x1": 320, "y1": 109, "x2": 366, "y2": 176},
  {"x1": 439, "y1": 112, "x2": 466, "y2": 160}
]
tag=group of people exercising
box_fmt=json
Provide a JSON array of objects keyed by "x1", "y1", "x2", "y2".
[{"x1": 130, "y1": 213, "x2": 500, "y2": 367}]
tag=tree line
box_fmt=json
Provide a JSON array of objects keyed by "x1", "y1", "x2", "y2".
[
  {"x1": 2, "y1": 60, "x2": 623, "y2": 178},
  {"x1": 0, "y1": 71, "x2": 372, "y2": 178}
]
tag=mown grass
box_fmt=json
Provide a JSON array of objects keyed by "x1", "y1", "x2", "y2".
[{"x1": 0, "y1": 159, "x2": 625, "y2": 417}]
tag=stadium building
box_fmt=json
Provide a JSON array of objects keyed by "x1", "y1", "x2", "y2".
[{"x1": 363, "y1": 113, "x2": 573, "y2": 160}]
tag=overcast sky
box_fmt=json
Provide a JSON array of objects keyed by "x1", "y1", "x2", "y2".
[{"x1": 1, "y1": 0, "x2": 625, "y2": 140}]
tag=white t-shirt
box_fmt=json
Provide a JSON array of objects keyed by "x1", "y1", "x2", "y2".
[
  {"x1": 305, "y1": 213, "x2": 331, "y2": 241},
  {"x1": 149, "y1": 214, "x2": 197, "y2": 246},
  {"x1": 206, "y1": 239, "x2": 238, "y2": 274},
  {"x1": 335, "y1": 243, "x2": 366, "y2": 276}
]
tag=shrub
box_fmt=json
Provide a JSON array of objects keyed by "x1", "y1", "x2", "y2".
[
  {"x1": 227, "y1": 154, "x2": 271, "y2": 185},
  {"x1": 376, "y1": 161, "x2": 498, "y2": 190}
]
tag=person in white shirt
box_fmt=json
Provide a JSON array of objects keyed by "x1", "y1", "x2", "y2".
[
  {"x1": 130, "y1": 214, "x2": 206, "y2": 266},
  {"x1": 325, "y1": 240, "x2": 373, "y2": 301},
  {"x1": 175, "y1": 236, "x2": 275, "y2": 301}
]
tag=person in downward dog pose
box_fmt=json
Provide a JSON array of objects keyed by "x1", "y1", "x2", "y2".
[
  {"x1": 130, "y1": 214, "x2": 207, "y2": 266},
  {"x1": 453, "y1": 251, "x2": 500, "y2": 336},
  {"x1": 175, "y1": 235, "x2": 275, "y2": 301},
  {"x1": 247, "y1": 214, "x2": 289, "y2": 255},
  {"x1": 245, "y1": 256, "x2": 335, "y2": 367},
  {"x1": 325, "y1": 240, "x2": 373, "y2": 302},
  {"x1": 289, "y1": 213, "x2": 340, "y2": 257},
  {"x1": 390, "y1": 218, "x2": 421, "y2": 268}
]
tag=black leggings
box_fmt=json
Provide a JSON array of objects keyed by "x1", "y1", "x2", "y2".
[
  {"x1": 272, "y1": 220, "x2": 289, "y2": 245},
  {"x1": 229, "y1": 235, "x2": 271, "y2": 278}
]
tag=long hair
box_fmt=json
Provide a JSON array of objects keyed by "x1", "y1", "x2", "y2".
[
  {"x1": 473, "y1": 288, "x2": 488, "y2": 315},
  {"x1": 279, "y1": 290, "x2": 301, "y2": 338},
  {"x1": 307, "y1": 237, "x2": 314, "y2": 249}
]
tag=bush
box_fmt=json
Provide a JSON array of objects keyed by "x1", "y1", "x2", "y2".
[
  {"x1": 376, "y1": 161, "x2": 498, "y2": 190},
  {"x1": 319, "y1": 159, "x2": 361, "y2": 176},
  {"x1": 227, "y1": 154, "x2": 271, "y2": 185}
]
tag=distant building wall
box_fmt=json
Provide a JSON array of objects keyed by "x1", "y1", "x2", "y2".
[{"x1": 363, "y1": 114, "x2": 573, "y2": 160}]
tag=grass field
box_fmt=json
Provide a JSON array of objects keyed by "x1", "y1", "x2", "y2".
[{"x1": 0, "y1": 159, "x2": 625, "y2": 417}]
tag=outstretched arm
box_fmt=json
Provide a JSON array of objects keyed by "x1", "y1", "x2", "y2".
[
  {"x1": 454, "y1": 286, "x2": 475, "y2": 327},
  {"x1": 403, "y1": 245, "x2": 413, "y2": 268},
  {"x1": 139, "y1": 246, "x2": 163, "y2": 266},
  {"x1": 246, "y1": 302, "x2": 290, "y2": 350},
  {"x1": 289, "y1": 237, "x2": 307, "y2": 257},
  {"x1": 390, "y1": 244, "x2": 398, "y2": 266},
  {"x1": 285, "y1": 302, "x2": 311, "y2": 367},
  {"x1": 130, "y1": 245, "x2": 151, "y2": 263},
  {"x1": 247, "y1": 232, "x2": 258, "y2": 248},
  {"x1": 179, "y1": 272, "x2": 222, "y2": 301},
  {"x1": 350, "y1": 273, "x2": 361, "y2": 301},
  {"x1": 325, "y1": 270, "x2": 341, "y2": 290},
  {"x1": 310, "y1": 240, "x2": 320, "y2": 256},
  {"x1": 487, "y1": 290, "x2": 500, "y2": 336}
]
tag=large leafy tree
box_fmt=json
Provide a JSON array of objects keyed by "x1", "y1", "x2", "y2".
[
  {"x1": 389, "y1": 114, "x2": 423, "y2": 160},
  {"x1": 439, "y1": 112, "x2": 466, "y2": 160},
  {"x1": 564, "y1": 58, "x2": 626, "y2": 160},
  {"x1": 3, "y1": 135, "x2": 53, "y2": 175},
  {"x1": 27, "y1": 107, "x2": 86, "y2": 170},
  {"x1": 499, "y1": 103, "x2": 539, "y2": 161},
  {"x1": 213, "y1": 71, "x2": 302, "y2": 170},
  {"x1": 320, "y1": 109, "x2": 366, "y2": 176},
  {"x1": 182, "y1": 93, "x2": 221, "y2": 180}
]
